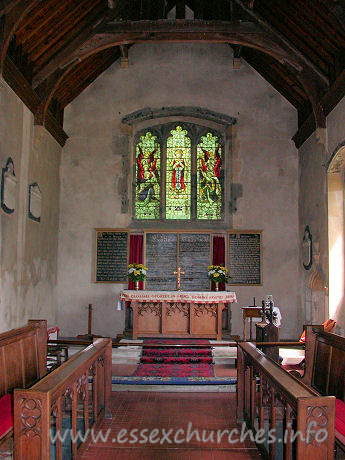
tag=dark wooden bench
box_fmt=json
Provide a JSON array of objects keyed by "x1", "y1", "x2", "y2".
[
  {"x1": 299, "y1": 326, "x2": 345, "y2": 456},
  {"x1": 0, "y1": 320, "x2": 47, "y2": 455},
  {"x1": 14, "y1": 337, "x2": 112, "y2": 460},
  {"x1": 237, "y1": 340, "x2": 335, "y2": 459}
]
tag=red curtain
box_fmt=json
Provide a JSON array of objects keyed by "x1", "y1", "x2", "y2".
[
  {"x1": 128, "y1": 234, "x2": 144, "y2": 290},
  {"x1": 212, "y1": 235, "x2": 226, "y2": 291}
]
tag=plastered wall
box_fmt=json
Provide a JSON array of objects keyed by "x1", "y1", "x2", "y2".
[
  {"x1": 59, "y1": 44, "x2": 299, "y2": 339},
  {"x1": 0, "y1": 77, "x2": 61, "y2": 332},
  {"x1": 299, "y1": 96, "x2": 345, "y2": 333}
]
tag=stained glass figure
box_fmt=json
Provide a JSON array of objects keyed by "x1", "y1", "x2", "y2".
[
  {"x1": 166, "y1": 126, "x2": 191, "y2": 219},
  {"x1": 135, "y1": 132, "x2": 161, "y2": 219},
  {"x1": 197, "y1": 132, "x2": 222, "y2": 220}
]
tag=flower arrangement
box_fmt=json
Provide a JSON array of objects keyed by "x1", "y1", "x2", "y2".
[
  {"x1": 207, "y1": 265, "x2": 230, "y2": 290},
  {"x1": 128, "y1": 263, "x2": 148, "y2": 282}
]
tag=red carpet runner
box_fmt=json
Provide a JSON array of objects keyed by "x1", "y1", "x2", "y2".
[{"x1": 133, "y1": 339, "x2": 215, "y2": 378}]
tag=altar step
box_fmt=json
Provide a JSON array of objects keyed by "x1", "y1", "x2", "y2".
[
  {"x1": 111, "y1": 383, "x2": 236, "y2": 392},
  {"x1": 112, "y1": 339, "x2": 237, "y2": 365}
]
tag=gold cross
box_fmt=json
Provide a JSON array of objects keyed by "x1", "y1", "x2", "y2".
[{"x1": 173, "y1": 266, "x2": 185, "y2": 291}]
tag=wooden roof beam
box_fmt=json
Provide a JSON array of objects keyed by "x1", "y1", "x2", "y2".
[
  {"x1": 34, "y1": 67, "x2": 67, "y2": 126},
  {"x1": 232, "y1": 44, "x2": 242, "y2": 69},
  {"x1": 232, "y1": 0, "x2": 329, "y2": 131},
  {"x1": 32, "y1": 8, "x2": 115, "y2": 88},
  {"x1": 232, "y1": 0, "x2": 329, "y2": 86},
  {"x1": 33, "y1": 19, "x2": 306, "y2": 89},
  {"x1": 0, "y1": 0, "x2": 21, "y2": 17},
  {"x1": 119, "y1": 44, "x2": 128, "y2": 67},
  {"x1": 319, "y1": 0, "x2": 345, "y2": 33},
  {"x1": 68, "y1": 20, "x2": 304, "y2": 70},
  {"x1": 0, "y1": 0, "x2": 42, "y2": 73}
]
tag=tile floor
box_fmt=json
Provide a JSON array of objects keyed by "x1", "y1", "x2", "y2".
[{"x1": 81, "y1": 392, "x2": 261, "y2": 459}]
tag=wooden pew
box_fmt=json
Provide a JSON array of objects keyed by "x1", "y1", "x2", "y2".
[
  {"x1": 237, "y1": 341, "x2": 335, "y2": 459},
  {"x1": 14, "y1": 337, "x2": 112, "y2": 460},
  {"x1": 0, "y1": 320, "x2": 47, "y2": 453},
  {"x1": 299, "y1": 326, "x2": 345, "y2": 455}
]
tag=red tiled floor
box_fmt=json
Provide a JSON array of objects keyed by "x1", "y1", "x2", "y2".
[
  {"x1": 214, "y1": 364, "x2": 237, "y2": 377},
  {"x1": 112, "y1": 364, "x2": 138, "y2": 376},
  {"x1": 80, "y1": 392, "x2": 262, "y2": 459}
]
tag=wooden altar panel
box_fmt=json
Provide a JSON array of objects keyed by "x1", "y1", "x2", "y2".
[
  {"x1": 192, "y1": 304, "x2": 218, "y2": 335},
  {"x1": 135, "y1": 302, "x2": 161, "y2": 335},
  {"x1": 165, "y1": 303, "x2": 190, "y2": 334},
  {"x1": 122, "y1": 291, "x2": 235, "y2": 340}
]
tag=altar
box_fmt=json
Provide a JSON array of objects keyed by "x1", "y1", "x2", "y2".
[{"x1": 120, "y1": 290, "x2": 237, "y2": 340}]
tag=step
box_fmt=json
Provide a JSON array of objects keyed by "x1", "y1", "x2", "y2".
[{"x1": 112, "y1": 384, "x2": 236, "y2": 392}]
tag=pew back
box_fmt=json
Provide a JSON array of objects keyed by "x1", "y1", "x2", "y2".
[
  {"x1": 237, "y1": 341, "x2": 335, "y2": 459},
  {"x1": 0, "y1": 320, "x2": 47, "y2": 398},
  {"x1": 303, "y1": 326, "x2": 345, "y2": 400},
  {"x1": 14, "y1": 337, "x2": 112, "y2": 460}
]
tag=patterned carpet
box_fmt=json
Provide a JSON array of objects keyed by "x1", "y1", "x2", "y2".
[{"x1": 133, "y1": 338, "x2": 215, "y2": 378}]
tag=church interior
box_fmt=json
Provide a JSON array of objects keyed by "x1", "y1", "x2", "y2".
[{"x1": 1, "y1": 1, "x2": 345, "y2": 459}]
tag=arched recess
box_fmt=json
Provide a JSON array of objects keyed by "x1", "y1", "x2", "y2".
[{"x1": 327, "y1": 143, "x2": 345, "y2": 333}]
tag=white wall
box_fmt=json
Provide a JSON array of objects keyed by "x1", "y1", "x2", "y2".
[
  {"x1": 299, "y1": 96, "x2": 345, "y2": 334},
  {"x1": 59, "y1": 44, "x2": 299, "y2": 339},
  {"x1": 0, "y1": 77, "x2": 61, "y2": 332}
]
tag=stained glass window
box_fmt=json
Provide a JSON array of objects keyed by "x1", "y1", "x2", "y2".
[
  {"x1": 197, "y1": 132, "x2": 222, "y2": 220},
  {"x1": 135, "y1": 132, "x2": 161, "y2": 219},
  {"x1": 166, "y1": 126, "x2": 191, "y2": 220}
]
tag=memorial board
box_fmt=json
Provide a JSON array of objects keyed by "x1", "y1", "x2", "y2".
[
  {"x1": 145, "y1": 232, "x2": 178, "y2": 290},
  {"x1": 95, "y1": 229, "x2": 128, "y2": 282},
  {"x1": 178, "y1": 233, "x2": 211, "y2": 291},
  {"x1": 228, "y1": 231, "x2": 262, "y2": 285}
]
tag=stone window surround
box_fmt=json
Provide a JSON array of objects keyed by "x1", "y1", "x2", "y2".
[{"x1": 121, "y1": 106, "x2": 237, "y2": 229}]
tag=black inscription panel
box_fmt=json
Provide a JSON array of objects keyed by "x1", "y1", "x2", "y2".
[
  {"x1": 179, "y1": 233, "x2": 211, "y2": 291},
  {"x1": 145, "y1": 233, "x2": 177, "y2": 290},
  {"x1": 95, "y1": 230, "x2": 128, "y2": 282},
  {"x1": 228, "y1": 232, "x2": 262, "y2": 285}
]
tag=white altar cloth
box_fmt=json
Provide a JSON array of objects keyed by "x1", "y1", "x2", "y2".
[{"x1": 120, "y1": 290, "x2": 237, "y2": 304}]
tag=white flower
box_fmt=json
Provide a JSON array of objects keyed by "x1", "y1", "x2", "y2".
[
  {"x1": 128, "y1": 268, "x2": 135, "y2": 273},
  {"x1": 142, "y1": 269, "x2": 147, "y2": 275},
  {"x1": 209, "y1": 270, "x2": 215, "y2": 275}
]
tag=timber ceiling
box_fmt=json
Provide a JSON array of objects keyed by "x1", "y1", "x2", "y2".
[{"x1": 1, "y1": 0, "x2": 345, "y2": 147}]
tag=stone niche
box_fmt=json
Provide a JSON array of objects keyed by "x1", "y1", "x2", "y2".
[
  {"x1": 28, "y1": 182, "x2": 42, "y2": 222},
  {"x1": 1, "y1": 157, "x2": 17, "y2": 214}
]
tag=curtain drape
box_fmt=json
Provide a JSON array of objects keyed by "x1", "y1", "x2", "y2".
[
  {"x1": 128, "y1": 234, "x2": 144, "y2": 290},
  {"x1": 212, "y1": 235, "x2": 226, "y2": 291}
]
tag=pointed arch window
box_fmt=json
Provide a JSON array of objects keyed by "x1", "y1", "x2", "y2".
[
  {"x1": 135, "y1": 132, "x2": 161, "y2": 220},
  {"x1": 134, "y1": 124, "x2": 224, "y2": 222},
  {"x1": 197, "y1": 132, "x2": 222, "y2": 220},
  {"x1": 166, "y1": 126, "x2": 191, "y2": 220}
]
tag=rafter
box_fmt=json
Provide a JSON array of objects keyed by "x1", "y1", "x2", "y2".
[
  {"x1": 232, "y1": 0, "x2": 329, "y2": 86},
  {"x1": 231, "y1": 0, "x2": 329, "y2": 130},
  {"x1": 319, "y1": 0, "x2": 345, "y2": 33},
  {"x1": 32, "y1": 6, "x2": 123, "y2": 87},
  {"x1": 34, "y1": 19, "x2": 321, "y2": 118},
  {"x1": 0, "y1": 0, "x2": 21, "y2": 17},
  {"x1": 0, "y1": 0, "x2": 42, "y2": 72}
]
